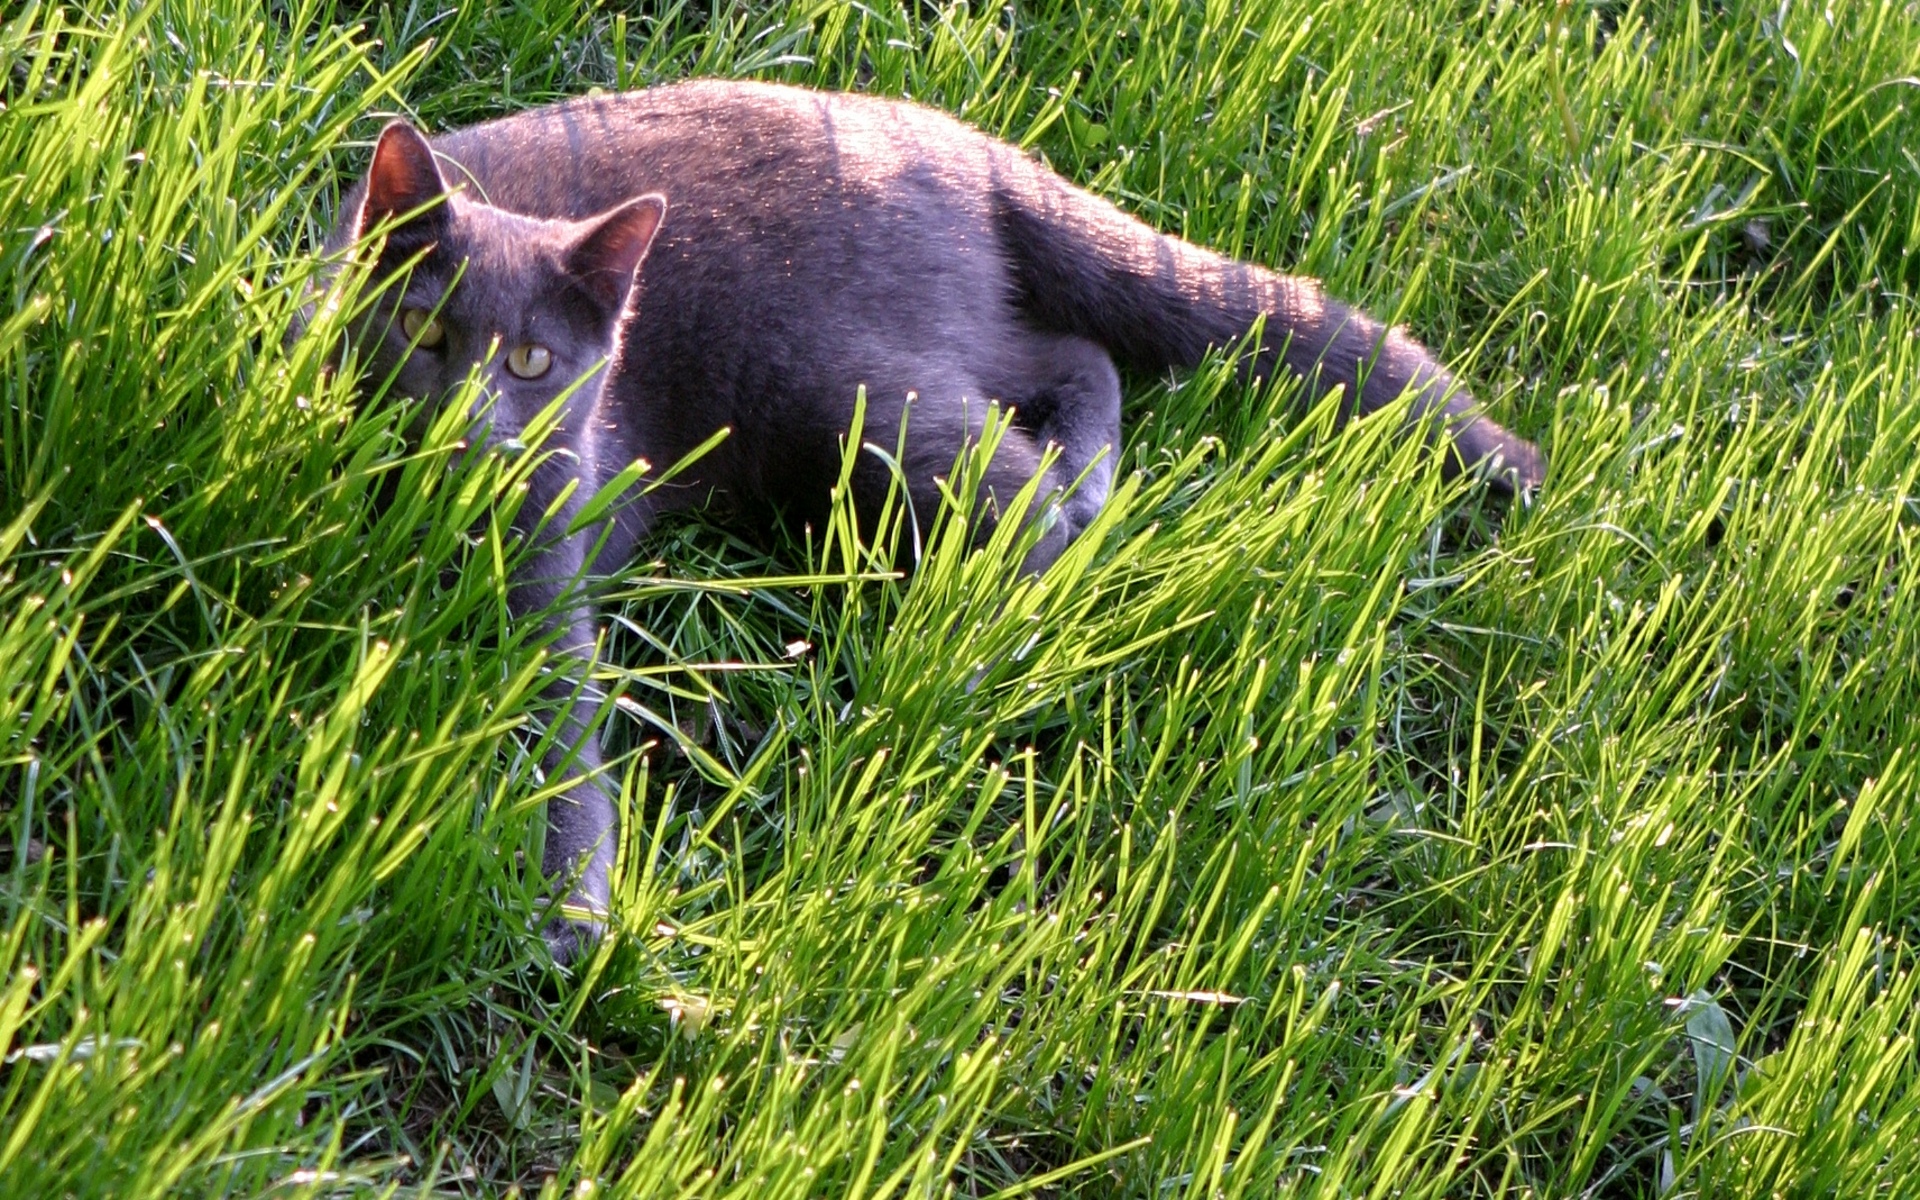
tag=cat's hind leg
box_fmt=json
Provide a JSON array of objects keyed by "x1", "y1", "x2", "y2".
[
  {"x1": 993, "y1": 334, "x2": 1123, "y2": 547},
  {"x1": 860, "y1": 381, "x2": 1075, "y2": 576}
]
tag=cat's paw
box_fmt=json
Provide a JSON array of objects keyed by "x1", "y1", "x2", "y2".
[{"x1": 541, "y1": 912, "x2": 606, "y2": 968}]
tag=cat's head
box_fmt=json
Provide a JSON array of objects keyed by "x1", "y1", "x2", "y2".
[{"x1": 342, "y1": 120, "x2": 664, "y2": 434}]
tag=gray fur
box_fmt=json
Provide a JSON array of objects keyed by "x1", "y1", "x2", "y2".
[{"x1": 324, "y1": 81, "x2": 1545, "y2": 963}]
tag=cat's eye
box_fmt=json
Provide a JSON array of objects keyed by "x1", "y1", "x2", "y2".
[
  {"x1": 400, "y1": 307, "x2": 444, "y2": 348},
  {"x1": 506, "y1": 343, "x2": 553, "y2": 380}
]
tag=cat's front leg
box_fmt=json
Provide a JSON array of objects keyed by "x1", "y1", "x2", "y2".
[
  {"x1": 508, "y1": 513, "x2": 625, "y2": 966},
  {"x1": 534, "y1": 654, "x2": 619, "y2": 965},
  {"x1": 510, "y1": 419, "x2": 679, "y2": 963}
]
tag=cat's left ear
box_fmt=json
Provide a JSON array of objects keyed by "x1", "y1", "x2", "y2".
[{"x1": 567, "y1": 194, "x2": 667, "y2": 314}]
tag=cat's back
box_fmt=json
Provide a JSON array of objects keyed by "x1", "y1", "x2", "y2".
[{"x1": 428, "y1": 80, "x2": 1002, "y2": 221}]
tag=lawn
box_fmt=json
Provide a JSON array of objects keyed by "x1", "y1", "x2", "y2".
[{"x1": 4, "y1": 0, "x2": 1920, "y2": 1195}]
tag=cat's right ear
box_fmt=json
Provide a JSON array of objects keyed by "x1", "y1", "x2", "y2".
[{"x1": 353, "y1": 120, "x2": 448, "y2": 242}]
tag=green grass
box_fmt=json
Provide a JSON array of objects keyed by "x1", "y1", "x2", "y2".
[{"x1": 5, "y1": 0, "x2": 1920, "y2": 1194}]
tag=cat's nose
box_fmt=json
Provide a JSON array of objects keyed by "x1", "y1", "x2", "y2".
[
  {"x1": 461, "y1": 372, "x2": 508, "y2": 424},
  {"x1": 438, "y1": 377, "x2": 504, "y2": 447}
]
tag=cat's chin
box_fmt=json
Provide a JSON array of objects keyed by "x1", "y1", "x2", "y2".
[{"x1": 541, "y1": 913, "x2": 607, "y2": 969}]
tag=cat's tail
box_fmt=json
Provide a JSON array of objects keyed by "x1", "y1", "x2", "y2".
[{"x1": 991, "y1": 155, "x2": 1544, "y2": 492}]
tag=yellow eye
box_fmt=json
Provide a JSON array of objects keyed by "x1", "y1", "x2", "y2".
[
  {"x1": 400, "y1": 307, "x2": 444, "y2": 348},
  {"x1": 506, "y1": 343, "x2": 552, "y2": 380}
]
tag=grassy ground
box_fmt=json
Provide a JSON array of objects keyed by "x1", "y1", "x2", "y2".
[{"x1": 5, "y1": 0, "x2": 1920, "y2": 1195}]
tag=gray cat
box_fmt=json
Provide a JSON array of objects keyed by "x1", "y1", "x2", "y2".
[{"x1": 324, "y1": 80, "x2": 1544, "y2": 962}]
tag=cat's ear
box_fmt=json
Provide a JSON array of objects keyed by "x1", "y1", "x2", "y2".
[
  {"x1": 567, "y1": 194, "x2": 667, "y2": 314},
  {"x1": 354, "y1": 120, "x2": 448, "y2": 241}
]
